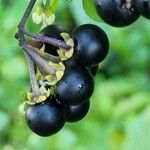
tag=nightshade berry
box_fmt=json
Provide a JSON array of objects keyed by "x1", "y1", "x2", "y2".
[
  {"x1": 56, "y1": 66, "x2": 94, "y2": 105},
  {"x1": 95, "y1": 0, "x2": 140, "y2": 27},
  {"x1": 25, "y1": 99, "x2": 65, "y2": 137},
  {"x1": 72, "y1": 24, "x2": 109, "y2": 66},
  {"x1": 66, "y1": 101, "x2": 90, "y2": 122},
  {"x1": 40, "y1": 25, "x2": 66, "y2": 55},
  {"x1": 135, "y1": 0, "x2": 150, "y2": 19}
]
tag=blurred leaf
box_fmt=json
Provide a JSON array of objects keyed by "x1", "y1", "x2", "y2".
[
  {"x1": 82, "y1": 0, "x2": 101, "y2": 22},
  {"x1": 123, "y1": 107, "x2": 150, "y2": 150},
  {"x1": 0, "y1": 111, "x2": 9, "y2": 132}
]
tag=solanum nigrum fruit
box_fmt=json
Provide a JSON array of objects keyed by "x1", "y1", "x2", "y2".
[
  {"x1": 95, "y1": 0, "x2": 140, "y2": 27},
  {"x1": 66, "y1": 101, "x2": 90, "y2": 122},
  {"x1": 56, "y1": 66, "x2": 94, "y2": 105},
  {"x1": 72, "y1": 24, "x2": 109, "y2": 66},
  {"x1": 40, "y1": 25, "x2": 66, "y2": 56},
  {"x1": 135, "y1": 0, "x2": 150, "y2": 19},
  {"x1": 25, "y1": 98, "x2": 65, "y2": 137},
  {"x1": 87, "y1": 64, "x2": 99, "y2": 76}
]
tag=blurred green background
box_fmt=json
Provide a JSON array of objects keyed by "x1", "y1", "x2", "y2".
[{"x1": 0, "y1": 0, "x2": 150, "y2": 150}]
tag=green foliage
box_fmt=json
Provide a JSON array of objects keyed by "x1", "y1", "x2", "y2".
[
  {"x1": 82, "y1": 0, "x2": 101, "y2": 22},
  {"x1": 0, "y1": 0, "x2": 150, "y2": 149}
]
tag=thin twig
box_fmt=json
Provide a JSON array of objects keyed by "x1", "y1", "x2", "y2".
[
  {"x1": 24, "y1": 52, "x2": 40, "y2": 96},
  {"x1": 19, "y1": 27, "x2": 71, "y2": 50},
  {"x1": 18, "y1": 0, "x2": 36, "y2": 27},
  {"x1": 28, "y1": 45, "x2": 61, "y2": 63},
  {"x1": 21, "y1": 41, "x2": 56, "y2": 75}
]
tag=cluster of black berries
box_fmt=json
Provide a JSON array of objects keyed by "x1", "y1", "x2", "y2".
[
  {"x1": 95, "y1": 0, "x2": 150, "y2": 27},
  {"x1": 25, "y1": 24, "x2": 109, "y2": 137}
]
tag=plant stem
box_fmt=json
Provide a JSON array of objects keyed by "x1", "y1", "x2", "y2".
[
  {"x1": 28, "y1": 45, "x2": 61, "y2": 63},
  {"x1": 21, "y1": 41, "x2": 56, "y2": 75},
  {"x1": 19, "y1": 27, "x2": 71, "y2": 50},
  {"x1": 19, "y1": 0, "x2": 36, "y2": 27},
  {"x1": 24, "y1": 52, "x2": 40, "y2": 96}
]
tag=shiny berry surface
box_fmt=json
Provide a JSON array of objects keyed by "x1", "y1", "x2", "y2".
[
  {"x1": 135, "y1": 0, "x2": 150, "y2": 19},
  {"x1": 95, "y1": 0, "x2": 140, "y2": 27},
  {"x1": 25, "y1": 102, "x2": 65, "y2": 137},
  {"x1": 57, "y1": 66, "x2": 94, "y2": 105},
  {"x1": 66, "y1": 101, "x2": 90, "y2": 122},
  {"x1": 72, "y1": 24, "x2": 109, "y2": 66}
]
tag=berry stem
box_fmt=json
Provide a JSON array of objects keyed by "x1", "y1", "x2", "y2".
[
  {"x1": 18, "y1": 0, "x2": 36, "y2": 28},
  {"x1": 21, "y1": 41, "x2": 56, "y2": 75},
  {"x1": 16, "y1": 0, "x2": 71, "y2": 51},
  {"x1": 19, "y1": 27, "x2": 71, "y2": 50},
  {"x1": 28, "y1": 44, "x2": 61, "y2": 63},
  {"x1": 24, "y1": 52, "x2": 40, "y2": 96}
]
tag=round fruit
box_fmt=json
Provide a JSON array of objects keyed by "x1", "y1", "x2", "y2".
[
  {"x1": 25, "y1": 99, "x2": 65, "y2": 137},
  {"x1": 95, "y1": 0, "x2": 140, "y2": 27},
  {"x1": 56, "y1": 66, "x2": 94, "y2": 105},
  {"x1": 40, "y1": 25, "x2": 66, "y2": 56},
  {"x1": 72, "y1": 24, "x2": 109, "y2": 66},
  {"x1": 135, "y1": 0, "x2": 150, "y2": 19},
  {"x1": 66, "y1": 101, "x2": 90, "y2": 122},
  {"x1": 87, "y1": 64, "x2": 99, "y2": 76}
]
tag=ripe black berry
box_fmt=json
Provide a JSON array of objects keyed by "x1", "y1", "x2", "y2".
[
  {"x1": 56, "y1": 66, "x2": 94, "y2": 105},
  {"x1": 95, "y1": 0, "x2": 140, "y2": 27},
  {"x1": 87, "y1": 64, "x2": 99, "y2": 76},
  {"x1": 135, "y1": 0, "x2": 150, "y2": 19},
  {"x1": 66, "y1": 101, "x2": 90, "y2": 122},
  {"x1": 72, "y1": 24, "x2": 109, "y2": 66},
  {"x1": 40, "y1": 25, "x2": 66, "y2": 55},
  {"x1": 25, "y1": 99, "x2": 65, "y2": 137}
]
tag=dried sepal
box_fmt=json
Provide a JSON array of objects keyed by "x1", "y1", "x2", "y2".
[
  {"x1": 45, "y1": 61, "x2": 65, "y2": 85},
  {"x1": 45, "y1": 74, "x2": 58, "y2": 85},
  {"x1": 26, "y1": 86, "x2": 50, "y2": 105},
  {"x1": 57, "y1": 33, "x2": 74, "y2": 60},
  {"x1": 18, "y1": 101, "x2": 27, "y2": 115},
  {"x1": 39, "y1": 43, "x2": 45, "y2": 53}
]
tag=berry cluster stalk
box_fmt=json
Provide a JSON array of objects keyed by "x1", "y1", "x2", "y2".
[{"x1": 15, "y1": 0, "x2": 70, "y2": 99}]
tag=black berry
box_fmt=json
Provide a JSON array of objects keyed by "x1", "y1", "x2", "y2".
[
  {"x1": 95, "y1": 0, "x2": 140, "y2": 27},
  {"x1": 72, "y1": 24, "x2": 109, "y2": 66},
  {"x1": 66, "y1": 101, "x2": 90, "y2": 122},
  {"x1": 56, "y1": 66, "x2": 94, "y2": 105},
  {"x1": 40, "y1": 25, "x2": 66, "y2": 55},
  {"x1": 135, "y1": 0, "x2": 150, "y2": 19},
  {"x1": 25, "y1": 99, "x2": 65, "y2": 137}
]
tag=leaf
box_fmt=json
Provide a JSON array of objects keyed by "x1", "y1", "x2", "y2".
[
  {"x1": 82, "y1": 0, "x2": 101, "y2": 22},
  {"x1": 51, "y1": 0, "x2": 59, "y2": 12},
  {"x1": 123, "y1": 107, "x2": 150, "y2": 150}
]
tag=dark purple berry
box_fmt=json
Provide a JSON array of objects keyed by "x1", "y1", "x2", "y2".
[
  {"x1": 56, "y1": 66, "x2": 94, "y2": 105},
  {"x1": 25, "y1": 99, "x2": 65, "y2": 137},
  {"x1": 72, "y1": 24, "x2": 109, "y2": 66},
  {"x1": 95, "y1": 0, "x2": 140, "y2": 27},
  {"x1": 66, "y1": 101, "x2": 90, "y2": 122},
  {"x1": 135, "y1": 0, "x2": 150, "y2": 19}
]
